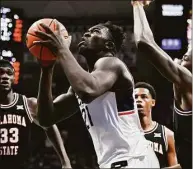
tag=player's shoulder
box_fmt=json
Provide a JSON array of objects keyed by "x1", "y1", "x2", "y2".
[
  {"x1": 16, "y1": 93, "x2": 37, "y2": 107},
  {"x1": 26, "y1": 97, "x2": 37, "y2": 108},
  {"x1": 96, "y1": 56, "x2": 122, "y2": 63},
  {"x1": 26, "y1": 97, "x2": 37, "y2": 103},
  {"x1": 94, "y1": 57, "x2": 125, "y2": 70},
  {"x1": 163, "y1": 125, "x2": 174, "y2": 137},
  {"x1": 25, "y1": 97, "x2": 41, "y2": 126}
]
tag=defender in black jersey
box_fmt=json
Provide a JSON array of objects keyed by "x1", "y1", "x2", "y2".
[
  {"x1": 132, "y1": 1, "x2": 192, "y2": 168},
  {"x1": 0, "y1": 60, "x2": 71, "y2": 169},
  {"x1": 134, "y1": 82, "x2": 178, "y2": 168},
  {"x1": 173, "y1": 103, "x2": 192, "y2": 169}
]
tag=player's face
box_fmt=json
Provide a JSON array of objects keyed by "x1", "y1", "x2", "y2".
[
  {"x1": 180, "y1": 48, "x2": 192, "y2": 71},
  {"x1": 78, "y1": 25, "x2": 113, "y2": 56},
  {"x1": 134, "y1": 88, "x2": 155, "y2": 116},
  {"x1": 0, "y1": 67, "x2": 14, "y2": 92}
]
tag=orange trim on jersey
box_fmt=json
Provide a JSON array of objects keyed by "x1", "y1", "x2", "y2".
[{"x1": 118, "y1": 110, "x2": 135, "y2": 116}]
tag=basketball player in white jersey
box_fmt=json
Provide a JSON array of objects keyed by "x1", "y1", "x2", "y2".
[
  {"x1": 0, "y1": 59, "x2": 71, "y2": 169},
  {"x1": 34, "y1": 20, "x2": 159, "y2": 168},
  {"x1": 132, "y1": 1, "x2": 192, "y2": 168}
]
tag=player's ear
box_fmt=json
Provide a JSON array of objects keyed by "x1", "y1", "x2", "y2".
[
  {"x1": 105, "y1": 41, "x2": 115, "y2": 51},
  {"x1": 151, "y1": 99, "x2": 156, "y2": 107}
]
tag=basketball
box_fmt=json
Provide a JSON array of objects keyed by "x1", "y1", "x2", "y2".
[{"x1": 26, "y1": 18, "x2": 69, "y2": 66}]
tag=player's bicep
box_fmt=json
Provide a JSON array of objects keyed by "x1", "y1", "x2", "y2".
[
  {"x1": 77, "y1": 57, "x2": 123, "y2": 103},
  {"x1": 177, "y1": 65, "x2": 192, "y2": 90},
  {"x1": 91, "y1": 69, "x2": 118, "y2": 92},
  {"x1": 170, "y1": 61, "x2": 192, "y2": 89},
  {"x1": 90, "y1": 57, "x2": 121, "y2": 93}
]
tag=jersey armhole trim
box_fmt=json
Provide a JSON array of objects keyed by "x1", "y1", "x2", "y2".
[
  {"x1": 0, "y1": 93, "x2": 19, "y2": 108},
  {"x1": 118, "y1": 109, "x2": 135, "y2": 116},
  {"x1": 162, "y1": 126, "x2": 168, "y2": 152},
  {"x1": 174, "y1": 103, "x2": 192, "y2": 116},
  {"x1": 23, "y1": 95, "x2": 34, "y2": 123}
]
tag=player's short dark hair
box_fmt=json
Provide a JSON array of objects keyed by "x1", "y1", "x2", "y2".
[
  {"x1": 135, "y1": 82, "x2": 156, "y2": 99},
  {"x1": 100, "y1": 21, "x2": 125, "y2": 52},
  {"x1": 0, "y1": 59, "x2": 14, "y2": 71}
]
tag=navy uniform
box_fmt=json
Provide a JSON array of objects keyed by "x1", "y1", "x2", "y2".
[
  {"x1": 173, "y1": 103, "x2": 192, "y2": 169},
  {"x1": 144, "y1": 122, "x2": 168, "y2": 168},
  {"x1": 0, "y1": 93, "x2": 34, "y2": 169}
]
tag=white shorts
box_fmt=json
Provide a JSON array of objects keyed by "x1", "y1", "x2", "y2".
[
  {"x1": 124, "y1": 146, "x2": 160, "y2": 168},
  {"x1": 107, "y1": 145, "x2": 160, "y2": 169}
]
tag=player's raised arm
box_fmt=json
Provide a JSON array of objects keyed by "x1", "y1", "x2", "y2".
[
  {"x1": 132, "y1": 1, "x2": 192, "y2": 90},
  {"x1": 36, "y1": 65, "x2": 79, "y2": 127}
]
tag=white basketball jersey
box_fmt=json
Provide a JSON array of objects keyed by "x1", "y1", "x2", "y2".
[{"x1": 76, "y1": 90, "x2": 149, "y2": 168}]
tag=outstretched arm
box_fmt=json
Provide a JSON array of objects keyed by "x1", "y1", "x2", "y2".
[
  {"x1": 45, "y1": 125, "x2": 71, "y2": 168},
  {"x1": 27, "y1": 98, "x2": 72, "y2": 168},
  {"x1": 37, "y1": 66, "x2": 79, "y2": 127},
  {"x1": 132, "y1": 1, "x2": 192, "y2": 90}
]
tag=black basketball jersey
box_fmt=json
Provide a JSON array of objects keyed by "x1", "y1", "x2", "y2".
[
  {"x1": 144, "y1": 122, "x2": 168, "y2": 168},
  {"x1": 0, "y1": 93, "x2": 34, "y2": 169},
  {"x1": 173, "y1": 102, "x2": 192, "y2": 145},
  {"x1": 173, "y1": 103, "x2": 192, "y2": 169}
]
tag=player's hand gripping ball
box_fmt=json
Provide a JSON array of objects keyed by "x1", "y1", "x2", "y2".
[{"x1": 26, "y1": 18, "x2": 71, "y2": 66}]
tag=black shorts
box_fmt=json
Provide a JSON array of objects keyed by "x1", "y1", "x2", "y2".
[{"x1": 177, "y1": 142, "x2": 192, "y2": 169}]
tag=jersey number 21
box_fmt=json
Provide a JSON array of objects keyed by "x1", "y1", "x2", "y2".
[{"x1": 81, "y1": 106, "x2": 93, "y2": 129}]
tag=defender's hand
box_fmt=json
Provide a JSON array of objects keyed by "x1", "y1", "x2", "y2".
[
  {"x1": 131, "y1": 0, "x2": 152, "y2": 6},
  {"x1": 174, "y1": 58, "x2": 182, "y2": 65}
]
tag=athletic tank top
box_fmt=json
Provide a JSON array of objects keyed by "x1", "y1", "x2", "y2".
[
  {"x1": 0, "y1": 93, "x2": 34, "y2": 169},
  {"x1": 144, "y1": 122, "x2": 168, "y2": 168},
  {"x1": 173, "y1": 102, "x2": 192, "y2": 145},
  {"x1": 76, "y1": 88, "x2": 149, "y2": 168}
]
